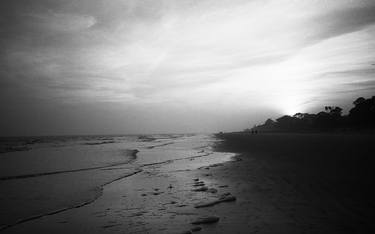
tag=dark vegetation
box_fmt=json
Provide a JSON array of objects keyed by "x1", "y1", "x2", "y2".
[{"x1": 250, "y1": 96, "x2": 375, "y2": 132}]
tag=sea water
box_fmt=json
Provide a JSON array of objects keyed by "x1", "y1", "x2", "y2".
[{"x1": 0, "y1": 134, "x2": 233, "y2": 230}]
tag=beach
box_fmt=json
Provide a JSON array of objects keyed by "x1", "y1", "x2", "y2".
[
  {"x1": 1, "y1": 133, "x2": 375, "y2": 233},
  {"x1": 2, "y1": 0, "x2": 375, "y2": 233},
  {"x1": 213, "y1": 132, "x2": 375, "y2": 233}
]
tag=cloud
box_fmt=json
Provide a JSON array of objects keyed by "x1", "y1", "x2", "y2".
[
  {"x1": 307, "y1": 3, "x2": 375, "y2": 43},
  {"x1": 24, "y1": 11, "x2": 96, "y2": 33},
  {"x1": 1, "y1": 0, "x2": 375, "y2": 135}
]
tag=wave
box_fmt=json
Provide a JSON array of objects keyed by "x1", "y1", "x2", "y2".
[
  {"x1": 146, "y1": 142, "x2": 174, "y2": 149},
  {"x1": 0, "y1": 169, "x2": 142, "y2": 231},
  {"x1": 83, "y1": 140, "x2": 116, "y2": 145},
  {"x1": 0, "y1": 149, "x2": 139, "y2": 181},
  {"x1": 138, "y1": 135, "x2": 156, "y2": 142},
  {"x1": 140, "y1": 152, "x2": 212, "y2": 167},
  {"x1": 0, "y1": 145, "x2": 31, "y2": 154}
]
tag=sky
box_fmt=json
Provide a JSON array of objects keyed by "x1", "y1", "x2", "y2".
[{"x1": 1, "y1": 0, "x2": 375, "y2": 136}]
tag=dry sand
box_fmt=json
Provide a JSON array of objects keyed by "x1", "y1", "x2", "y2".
[{"x1": 3, "y1": 132, "x2": 375, "y2": 233}]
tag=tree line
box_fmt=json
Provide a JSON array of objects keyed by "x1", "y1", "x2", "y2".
[{"x1": 250, "y1": 96, "x2": 375, "y2": 132}]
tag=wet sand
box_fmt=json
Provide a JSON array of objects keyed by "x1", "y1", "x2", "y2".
[
  {"x1": 213, "y1": 132, "x2": 375, "y2": 233},
  {"x1": 3, "y1": 133, "x2": 375, "y2": 233}
]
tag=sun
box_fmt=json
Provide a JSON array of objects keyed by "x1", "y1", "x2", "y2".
[{"x1": 278, "y1": 96, "x2": 304, "y2": 116}]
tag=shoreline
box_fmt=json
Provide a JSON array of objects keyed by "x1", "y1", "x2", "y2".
[
  {"x1": 0, "y1": 169, "x2": 142, "y2": 231},
  {"x1": 0, "y1": 148, "x2": 141, "y2": 231},
  {"x1": 1, "y1": 135, "x2": 236, "y2": 233},
  {"x1": 3, "y1": 132, "x2": 375, "y2": 233}
]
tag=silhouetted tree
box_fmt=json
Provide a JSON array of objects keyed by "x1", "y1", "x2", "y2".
[
  {"x1": 349, "y1": 96, "x2": 375, "y2": 127},
  {"x1": 353, "y1": 97, "x2": 366, "y2": 106},
  {"x1": 249, "y1": 96, "x2": 375, "y2": 132},
  {"x1": 264, "y1": 119, "x2": 275, "y2": 126}
]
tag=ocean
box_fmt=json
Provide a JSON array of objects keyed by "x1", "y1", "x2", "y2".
[{"x1": 0, "y1": 134, "x2": 234, "y2": 231}]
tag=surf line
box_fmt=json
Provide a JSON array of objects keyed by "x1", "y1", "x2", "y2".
[
  {"x1": 0, "y1": 150, "x2": 213, "y2": 231},
  {"x1": 146, "y1": 142, "x2": 174, "y2": 149},
  {"x1": 140, "y1": 152, "x2": 212, "y2": 167},
  {"x1": 0, "y1": 149, "x2": 139, "y2": 181},
  {"x1": 0, "y1": 169, "x2": 142, "y2": 231}
]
